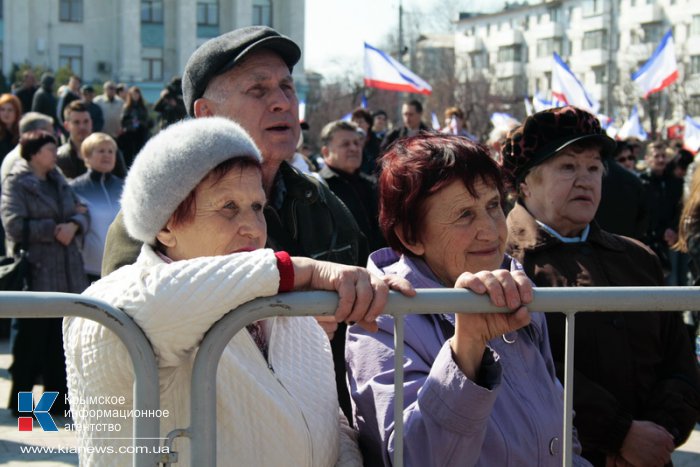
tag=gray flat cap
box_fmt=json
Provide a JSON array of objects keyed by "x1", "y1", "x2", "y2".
[{"x1": 182, "y1": 26, "x2": 301, "y2": 116}]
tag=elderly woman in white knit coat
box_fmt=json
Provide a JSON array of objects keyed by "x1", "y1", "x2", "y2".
[{"x1": 63, "y1": 117, "x2": 411, "y2": 467}]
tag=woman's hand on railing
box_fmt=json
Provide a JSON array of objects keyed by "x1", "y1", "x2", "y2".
[
  {"x1": 450, "y1": 269, "x2": 533, "y2": 380},
  {"x1": 292, "y1": 257, "x2": 415, "y2": 333}
]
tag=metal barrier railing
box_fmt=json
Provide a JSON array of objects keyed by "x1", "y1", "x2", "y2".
[
  {"x1": 2, "y1": 287, "x2": 699, "y2": 466},
  {"x1": 185, "y1": 286, "x2": 700, "y2": 467},
  {"x1": 0, "y1": 291, "x2": 162, "y2": 467}
]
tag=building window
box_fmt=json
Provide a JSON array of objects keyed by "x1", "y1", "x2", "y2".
[
  {"x1": 498, "y1": 45, "x2": 523, "y2": 63},
  {"x1": 548, "y1": 7, "x2": 560, "y2": 22},
  {"x1": 689, "y1": 56, "x2": 700, "y2": 75},
  {"x1": 537, "y1": 38, "x2": 562, "y2": 58},
  {"x1": 642, "y1": 22, "x2": 662, "y2": 44},
  {"x1": 142, "y1": 47, "x2": 163, "y2": 81},
  {"x1": 197, "y1": 1, "x2": 219, "y2": 26},
  {"x1": 689, "y1": 95, "x2": 700, "y2": 117},
  {"x1": 141, "y1": 0, "x2": 163, "y2": 23},
  {"x1": 582, "y1": 0, "x2": 603, "y2": 16},
  {"x1": 692, "y1": 15, "x2": 700, "y2": 37},
  {"x1": 544, "y1": 72, "x2": 552, "y2": 90},
  {"x1": 59, "y1": 45, "x2": 83, "y2": 75},
  {"x1": 583, "y1": 29, "x2": 608, "y2": 50},
  {"x1": 592, "y1": 65, "x2": 607, "y2": 84},
  {"x1": 252, "y1": 0, "x2": 272, "y2": 26},
  {"x1": 59, "y1": 0, "x2": 83, "y2": 22},
  {"x1": 470, "y1": 51, "x2": 488, "y2": 69}
]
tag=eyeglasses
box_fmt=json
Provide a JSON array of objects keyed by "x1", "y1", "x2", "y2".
[{"x1": 616, "y1": 156, "x2": 636, "y2": 162}]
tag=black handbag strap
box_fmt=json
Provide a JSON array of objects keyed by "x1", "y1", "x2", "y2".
[{"x1": 15, "y1": 219, "x2": 29, "y2": 255}]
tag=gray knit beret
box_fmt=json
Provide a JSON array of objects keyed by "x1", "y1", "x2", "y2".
[
  {"x1": 182, "y1": 26, "x2": 301, "y2": 116},
  {"x1": 121, "y1": 116, "x2": 262, "y2": 245}
]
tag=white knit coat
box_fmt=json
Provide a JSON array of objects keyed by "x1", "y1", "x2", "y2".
[{"x1": 63, "y1": 246, "x2": 362, "y2": 466}]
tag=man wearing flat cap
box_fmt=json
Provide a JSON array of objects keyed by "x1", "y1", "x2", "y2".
[
  {"x1": 502, "y1": 106, "x2": 700, "y2": 466},
  {"x1": 102, "y1": 26, "x2": 367, "y2": 421}
]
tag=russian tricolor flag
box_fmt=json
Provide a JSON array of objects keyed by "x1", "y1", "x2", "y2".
[
  {"x1": 632, "y1": 30, "x2": 678, "y2": 98},
  {"x1": 364, "y1": 43, "x2": 432, "y2": 95},
  {"x1": 617, "y1": 106, "x2": 648, "y2": 141},
  {"x1": 551, "y1": 52, "x2": 599, "y2": 114},
  {"x1": 684, "y1": 116, "x2": 700, "y2": 154}
]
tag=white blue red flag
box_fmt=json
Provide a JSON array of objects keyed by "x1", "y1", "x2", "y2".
[
  {"x1": 617, "y1": 106, "x2": 648, "y2": 141},
  {"x1": 684, "y1": 116, "x2": 700, "y2": 154},
  {"x1": 632, "y1": 30, "x2": 678, "y2": 98},
  {"x1": 532, "y1": 92, "x2": 562, "y2": 112},
  {"x1": 364, "y1": 43, "x2": 432, "y2": 95},
  {"x1": 491, "y1": 112, "x2": 520, "y2": 131},
  {"x1": 551, "y1": 53, "x2": 599, "y2": 114},
  {"x1": 431, "y1": 112, "x2": 441, "y2": 130}
]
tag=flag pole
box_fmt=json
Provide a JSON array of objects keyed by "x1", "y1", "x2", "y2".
[{"x1": 396, "y1": 0, "x2": 405, "y2": 125}]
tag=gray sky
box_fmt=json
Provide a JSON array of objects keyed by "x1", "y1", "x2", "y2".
[{"x1": 304, "y1": 0, "x2": 508, "y2": 78}]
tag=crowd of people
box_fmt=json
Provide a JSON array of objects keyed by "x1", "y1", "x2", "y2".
[{"x1": 0, "y1": 24, "x2": 699, "y2": 467}]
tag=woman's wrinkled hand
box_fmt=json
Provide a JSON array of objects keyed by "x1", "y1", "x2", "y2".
[
  {"x1": 309, "y1": 262, "x2": 414, "y2": 333},
  {"x1": 450, "y1": 269, "x2": 533, "y2": 379},
  {"x1": 292, "y1": 257, "x2": 415, "y2": 334}
]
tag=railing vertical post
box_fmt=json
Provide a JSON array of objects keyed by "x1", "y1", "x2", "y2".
[
  {"x1": 393, "y1": 313, "x2": 405, "y2": 467},
  {"x1": 563, "y1": 312, "x2": 576, "y2": 467}
]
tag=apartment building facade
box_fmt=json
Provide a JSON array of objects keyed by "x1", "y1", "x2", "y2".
[
  {"x1": 453, "y1": 0, "x2": 700, "y2": 120},
  {"x1": 0, "y1": 0, "x2": 305, "y2": 100}
]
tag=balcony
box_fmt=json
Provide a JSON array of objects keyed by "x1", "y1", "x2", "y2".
[
  {"x1": 581, "y1": 15, "x2": 607, "y2": 32},
  {"x1": 495, "y1": 61, "x2": 525, "y2": 78},
  {"x1": 532, "y1": 55, "x2": 554, "y2": 73},
  {"x1": 687, "y1": 36, "x2": 700, "y2": 55},
  {"x1": 634, "y1": 3, "x2": 664, "y2": 24},
  {"x1": 533, "y1": 22, "x2": 565, "y2": 39},
  {"x1": 493, "y1": 28, "x2": 525, "y2": 46},
  {"x1": 627, "y1": 43, "x2": 655, "y2": 61},
  {"x1": 578, "y1": 48, "x2": 608, "y2": 67},
  {"x1": 458, "y1": 34, "x2": 484, "y2": 53}
]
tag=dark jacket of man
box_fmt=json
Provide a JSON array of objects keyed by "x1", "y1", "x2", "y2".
[
  {"x1": 380, "y1": 122, "x2": 431, "y2": 153},
  {"x1": 31, "y1": 76, "x2": 57, "y2": 121},
  {"x1": 595, "y1": 160, "x2": 648, "y2": 241},
  {"x1": 639, "y1": 169, "x2": 683, "y2": 273},
  {"x1": 14, "y1": 85, "x2": 38, "y2": 115},
  {"x1": 85, "y1": 102, "x2": 105, "y2": 133},
  {"x1": 319, "y1": 165, "x2": 385, "y2": 253},
  {"x1": 57, "y1": 141, "x2": 88, "y2": 180},
  {"x1": 506, "y1": 202, "x2": 700, "y2": 466}
]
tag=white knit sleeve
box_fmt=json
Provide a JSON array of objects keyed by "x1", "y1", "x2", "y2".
[{"x1": 88, "y1": 248, "x2": 281, "y2": 368}]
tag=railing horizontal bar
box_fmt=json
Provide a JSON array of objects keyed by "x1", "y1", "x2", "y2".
[
  {"x1": 0, "y1": 292, "x2": 161, "y2": 467},
  {"x1": 190, "y1": 286, "x2": 700, "y2": 466}
]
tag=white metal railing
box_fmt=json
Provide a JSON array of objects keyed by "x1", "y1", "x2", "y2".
[{"x1": 2, "y1": 287, "x2": 699, "y2": 466}]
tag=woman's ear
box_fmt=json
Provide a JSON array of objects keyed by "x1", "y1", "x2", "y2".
[
  {"x1": 155, "y1": 221, "x2": 177, "y2": 249},
  {"x1": 393, "y1": 226, "x2": 425, "y2": 256}
]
